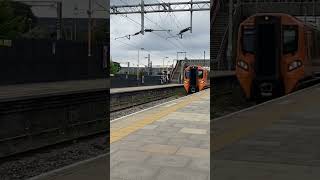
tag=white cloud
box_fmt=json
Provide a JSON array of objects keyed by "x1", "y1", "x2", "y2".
[{"x1": 110, "y1": 0, "x2": 210, "y2": 66}]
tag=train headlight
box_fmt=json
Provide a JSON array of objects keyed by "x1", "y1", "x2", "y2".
[
  {"x1": 288, "y1": 60, "x2": 302, "y2": 71},
  {"x1": 237, "y1": 60, "x2": 249, "y2": 71}
]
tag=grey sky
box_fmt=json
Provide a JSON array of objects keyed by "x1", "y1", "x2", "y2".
[{"x1": 110, "y1": 0, "x2": 210, "y2": 67}]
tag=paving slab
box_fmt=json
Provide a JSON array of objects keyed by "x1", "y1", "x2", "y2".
[
  {"x1": 139, "y1": 144, "x2": 179, "y2": 155},
  {"x1": 146, "y1": 154, "x2": 190, "y2": 167},
  {"x1": 111, "y1": 163, "x2": 161, "y2": 180},
  {"x1": 156, "y1": 168, "x2": 208, "y2": 180},
  {"x1": 180, "y1": 127, "x2": 207, "y2": 134},
  {"x1": 176, "y1": 147, "x2": 210, "y2": 158},
  {"x1": 188, "y1": 158, "x2": 210, "y2": 172}
]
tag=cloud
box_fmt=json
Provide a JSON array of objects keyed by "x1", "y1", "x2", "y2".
[{"x1": 110, "y1": 0, "x2": 210, "y2": 66}]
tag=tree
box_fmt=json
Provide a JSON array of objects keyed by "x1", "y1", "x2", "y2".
[
  {"x1": 0, "y1": 0, "x2": 36, "y2": 39},
  {"x1": 22, "y1": 26, "x2": 51, "y2": 39},
  {"x1": 110, "y1": 60, "x2": 121, "y2": 74}
]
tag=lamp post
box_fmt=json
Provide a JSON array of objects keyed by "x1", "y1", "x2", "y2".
[
  {"x1": 162, "y1": 57, "x2": 168, "y2": 73},
  {"x1": 137, "y1": 48, "x2": 144, "y2": 80},
  {"x1": 73, "y1": 4, "x2": 78, "y2": 41},
  {"x1": 166, "y1": 60, "x2": 171, "y2": 72},
  {"x1": 87, "y1": 0, "x2": 92, "y2": 56},
  {"x1": 177, "y1": 52, "x2": 186, "y2": 83}
]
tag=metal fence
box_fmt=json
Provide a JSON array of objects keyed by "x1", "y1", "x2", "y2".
[
  {"x1": 0, "y1": 39, "x2": 108, "y2": 85},
  {"x1": 111, "y1": 74, "x2": 169, "y2": 88}
]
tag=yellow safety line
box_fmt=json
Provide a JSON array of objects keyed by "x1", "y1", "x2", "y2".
[{"x1": 110, "y1": 91, "x2": 207, "y2": 144}]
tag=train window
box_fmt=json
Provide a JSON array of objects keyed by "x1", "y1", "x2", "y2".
[
  {"x1": 283, "y1": 26, "x2": 298, "y2": 54},
  {"x1": 242, "y1": 27, "x2": 255, "y2": 53},
  {"x1": 198, "y1": 70, "x2": 203, "y2": 79},
  {"x1": 185, "y1": 71, "x2": 190, "y2": 78}
]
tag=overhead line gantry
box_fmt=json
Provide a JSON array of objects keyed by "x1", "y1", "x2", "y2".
[{"x1": 110, "y1": 1, "x2": 210, "y2": 35}]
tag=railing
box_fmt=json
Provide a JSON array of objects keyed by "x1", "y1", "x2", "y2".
[
  {"x1": 216, "y1": 26, "x2": 228, "y2": 70},
  {"x1": 210, "y1": 0, "x2": 221, "y2": 27},
  {"x1": 170, "y1": 60, "x2": 181, "y2": 81},
  {"x1": 216, "y1": 1, "x2": 241, "y2": 70}
]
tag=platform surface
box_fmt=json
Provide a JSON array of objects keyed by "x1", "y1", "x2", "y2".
[
  {"x1": 110, "y1": 89, "x2": 210, "y2": 180},
  {"x1": 0, "y1": 79, "x2": 109, "y2": 102},
  {"x1": 110, "y1": 83, "x2": 183, "y2": 94},
  {"x1": 212, "y1": 84, "x2": 320, "y2": 179}
]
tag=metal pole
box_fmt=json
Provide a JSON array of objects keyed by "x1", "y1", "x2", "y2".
[
  {"x1": 227, "y1": 0, "x2": 233, "y2": 70},
  {"x1": 148, "y1": 54, "x2": 150, "y2": 75},
  {"x1": 74, "y1": 4, "x2": 78, "y2": 41},
  {"x1": 190, "y1": 0, "x2": 193, "y2": 33},
  {"x1": 127, "y1": 62, "x2": 130, "y2": 74},
  {"x1": 88, "y1": 0, "x2": 92, "y2": 56},
  {"x1": 176, "y1": 52, "x2": 179, "y2": 66},
  {"x1": 56, "y1": 2, "x2": 62, "y2": 40},
  {"x1": 204, "y1": 50, "x2": 205, "y2": 60},
  {"x1": 163, "y1": 58, "x2": 165, "y2": 73},
  {"x1": 137, "y1": 49, "x2": 140, "y2": 80},
  {"x1": 74, "y1": 18, "x2": 77, "y2": 40},
  {"x1": 304, "y1": 6, "x2": 307, "y2": 23},
  {"x1": 141, "y1": 0, "x2": 145, "y2": 35},
  {"x1": 313, "y1": 0, "x2": 316, "y2": 23},
  {"x1": 180, "y1": 62, "x2": 184, "y2": 84}
]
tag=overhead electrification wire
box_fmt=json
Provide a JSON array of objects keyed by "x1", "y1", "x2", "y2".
[
  {"x1": 112, "y1": 4, "x2": 183, "y2": 50},
  {"x1": 144, "y1": 15, "x2": 185, "y2": 47},
  {"x1": 111, "y1": 0, "x2": 204, "y2": 60}
]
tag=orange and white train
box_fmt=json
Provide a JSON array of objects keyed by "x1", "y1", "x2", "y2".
[
  {"x1": 236, "y1": 13, "x2": 320, "y2": 99},
  {"x1": 183, "y1": 65, "x2": 209, "y2": 93}
]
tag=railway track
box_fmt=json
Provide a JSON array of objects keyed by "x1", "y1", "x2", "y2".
[
  {"x1": 110, "y1": 84, "x2": 185, "y2": 112},
  {"x1": 0, "y1": 90, "x2": 108, "y2": 158},
  {"x1": 0, "y1": 85, "x2": 187, "y2": 158}
]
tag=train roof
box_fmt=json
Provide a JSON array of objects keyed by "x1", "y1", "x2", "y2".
[
  {"x1": 241, "y1": 13, "x2": 300, "y2": 24},
  {"x1": 185, "y1": 65, "x2": 208, "y2": 70},
  {"x1": 241, "y1": 13, "x2": 320, "y2": 32}
]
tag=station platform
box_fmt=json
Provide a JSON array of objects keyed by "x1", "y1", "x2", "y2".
[
  {"x1": 212, "y1": 84, "x2": 320, "y2": 179},
  {"x1": 110, "y1": 84, "x2": 182, "y2": 94},
  {"x1": 0, "y1": 78, "x2": 109, "y2": 102},
  {"x1": 110, "y1": 89, "x2": 209, "y2": 180},
  {"x1": 29, "y1": 89, "x2": 209, "y2": 180},
  {"x1": 211, "y1": 70, "x2": 235, "y2": 78}
]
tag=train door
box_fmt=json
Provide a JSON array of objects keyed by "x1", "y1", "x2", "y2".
[
  {"x1": 189, "y1": 66, "x2": 198, "y2": 93},
  {"x1": 254, "y1": 15, "x2": 281, "y2": 96},
  {"x1": 198, "y1": 69, "x2": 205, "y2": 91}
]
